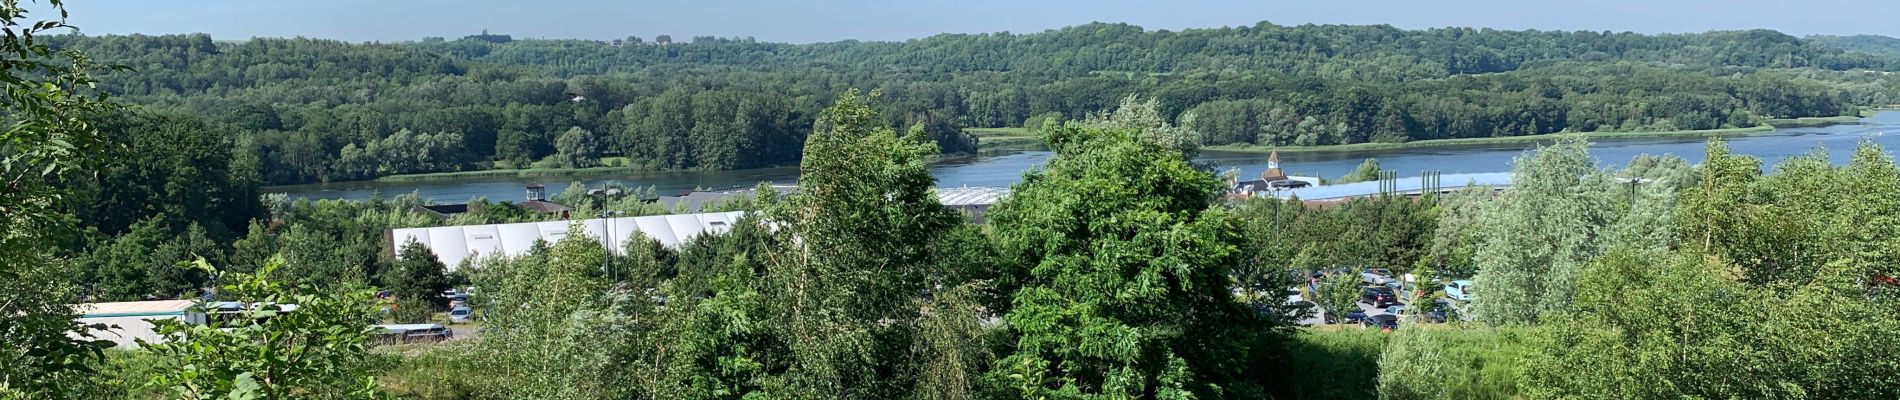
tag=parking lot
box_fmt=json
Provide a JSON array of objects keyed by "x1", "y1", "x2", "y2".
[
  {"x1": 1294, "y1": 297, "x2": 1469, "y2": 327},
  {"x1": 1290, "y1": 269, "x2": 1472, "y2": 328}
]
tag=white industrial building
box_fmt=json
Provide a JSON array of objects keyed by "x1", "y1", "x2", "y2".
[
  {"x1": 73, "y1": 300, "x2": 206, "y2": 348},
  {"x1": 389, "y1": 211, "x2": 746, "y2": 271},
  {"x1": 389, "y1": 187, "x2": 1012, "y2": 270}
]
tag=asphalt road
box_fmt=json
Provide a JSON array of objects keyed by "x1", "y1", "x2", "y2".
[{"x1": 447, "y1": 322, "x2": 481, "y2": 340}]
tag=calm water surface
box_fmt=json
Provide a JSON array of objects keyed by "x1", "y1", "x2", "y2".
[{"x1": 273, "y1": 111, "x2": 1900, "y2": 203}]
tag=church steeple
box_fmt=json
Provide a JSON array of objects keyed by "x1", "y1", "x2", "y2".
[{"x1": 1262, "y1": 149, "x2": 1286, "y2": 181}]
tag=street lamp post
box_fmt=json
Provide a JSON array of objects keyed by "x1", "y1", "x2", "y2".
[
  {"x1": 590, "y1": 187, "x2": 623, "y2": 282},
  {"x1": 1616, "y1": 177, "x2": 1653, "y2": 205}
]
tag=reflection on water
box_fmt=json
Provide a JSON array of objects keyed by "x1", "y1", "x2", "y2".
[{"x1": 273, "y1": 112, "x2": 1900, "y2": 203}]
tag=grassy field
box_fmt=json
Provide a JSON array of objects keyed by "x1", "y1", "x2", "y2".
[
  {"x1": 1763, "y1": 115, "x2": 1863, "y2": 128},
  {"x1": 968, "y1": 127, "x2": 1045, "y2": 150},
  {"x1": 1270, "y1": 325, "x2": 1533, "y2": 400}
]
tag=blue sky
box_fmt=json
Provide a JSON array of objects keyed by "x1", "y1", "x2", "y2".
[{"x1": 57, "y1": 0, "x2": 1900, "y2": 43}]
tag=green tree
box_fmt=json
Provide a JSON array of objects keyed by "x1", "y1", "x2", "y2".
[
  {"x1": 383, "y1": 241, "x2": 451, "y2": 310},
  {"x1": 1023, "y1": 111, "x2": 1063, "y2": 132},
  {"x1": 81, "y1": 110, "x2": 264, "y2": 238},
  {"x1": 654, "y1": 254, "x2": 777, "y2": 399},
  {"x1": 1338, "y1": 158, "x2": 1383, "y2": 184},
  {"x1": 986, "y1": 116, "x2": 1261, "y2": 398},
  {"x1": 1524, "y1": 248, "x2": 1900, "y2": 399},
  {"x1": 464, "y1": 227, "x2": 651, "y2": 399},
  {"x1": 143, "y1": 256, "x2": 383, "y2": 400},
  {"x1": 757, "y1": 89, "x2": 963, "y2": 398},
  {"x1": 1314, "y1": 270, "x2": 1364, "y2": 325},
  {"x1": 1428, "y1": 186, "x2": 1496, "y2": 278},
  {"x1": 387, "y1": 298, "x2": 434, "y2": 324},
  {"x1": 1084, "y1": 94, "x2": 1200, "y2": 155},
  {"x1": 0, "y1": 1, "x2": 121, "y2": 396},
  {"x1": 1469, "y1": 139, "x2": 1625, "y2": 324},
  {"x1": 550, "y1": 126, "x2": 599, "y2": 168}
]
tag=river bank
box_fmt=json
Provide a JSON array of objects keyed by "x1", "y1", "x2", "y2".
[
  {"x1": 369, "y1": 121, "x2": 1835, "y2": 183},
  {"x1": 272, "y1": 111, "x2": 1897, "y2": 202}
]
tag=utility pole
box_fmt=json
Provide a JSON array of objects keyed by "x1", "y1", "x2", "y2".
[
  {"x1": 591, "y1": 186, "x2": 624, "y2": 283},
  {"x1": 1616, "y1": 177, "x2": 1653, "y2": 206}
]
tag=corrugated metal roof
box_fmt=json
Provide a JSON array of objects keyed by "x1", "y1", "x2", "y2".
[
  {"x1": 936, "y1": 186, "x2": 1009, "y2": 206},
  {"x1": 1272, "y1": 172, "x2": 1513, "y2": 201},
  {"x1": 391, "y1": 211, "x2": 748, "y2": 271},
  {"x1": 391, "y1": 187, "x2": 1011, "y2": 270},
  {"x1": 76, "y1": 300, "x2": 195, "y2": 318}
]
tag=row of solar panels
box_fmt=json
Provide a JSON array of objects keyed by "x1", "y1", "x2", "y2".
[{"x1": 389, "y1": 211, "x2": 747, "y2": 271}]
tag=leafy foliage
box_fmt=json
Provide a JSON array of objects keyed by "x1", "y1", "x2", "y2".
[
  {"x1": 383, "y1": 241, "x2": 450, "y2": 310},
  {"x1": 0, "y1": 1, "x2": 121, "y2": 397},
  {"x1": 1469, "y1": 139, "x2": 1624, "y2": 324},
  {"x1": 1525, "y1": 250, "x2": 1900, "y2": 399},
  {"x1": 985, "y1": 114, "x2": 1266, "y2": 398},
  {"x1": 142, "y1": 257, "x2": 383, "y2": 400},
  {"x1": 754, "y1": 89, "x2": 965, "y2": 398}
]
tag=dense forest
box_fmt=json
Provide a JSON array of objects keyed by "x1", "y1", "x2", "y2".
[
  {"x1": 44, "y1": 23, "x2": 1900, "y2": 185},
  {"x1": 1809, "y1": 34, "x2": 1900, "y2": 57}
]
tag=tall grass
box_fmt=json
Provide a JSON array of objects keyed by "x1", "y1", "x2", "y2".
[
  {"x1": 1377, "y1": 325, "x2": 1533, "y2": 400},
  {"x1": 1263, "y1": 325, "x2": 1533, "y2": 400},
  {"x1": 1261, "y1": 327, "x2": 1388, "y2": 399},
  {"x1": 373, "y1": 341, "x2": 485, "y2": 400}
]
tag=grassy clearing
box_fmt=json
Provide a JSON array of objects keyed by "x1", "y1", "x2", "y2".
[
  {"x1": 1764, "y1": 115, "x2": 1862, "y2": 128},
  {"x1": 968, "y1": 127, "x2": 1049, "y2": 151},
  {"x1": 375, "y1": 341, "x2": 482, "y2": 400},
  {"x1": 1268, "y1": 328, "x2": 1389, "y2": 399},
  {"x1": 966, "y1": 127, "x2": 1033, "y2": 137},
  {"x1": 1204, "y1": 125, "x2": 1777, "y2": 154}
]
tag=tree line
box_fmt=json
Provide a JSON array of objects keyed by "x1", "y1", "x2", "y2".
[{"x1": 39, "y1": 23, "x2": 1900, "y2": 185}]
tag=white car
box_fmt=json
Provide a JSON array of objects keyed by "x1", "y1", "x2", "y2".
[
  {"x1": 1360, "y1": 268, "x2": 1395, "y2": 286},
  {"x1": 1445, "y1": 280, "x2": 1475, "y2": 301}
]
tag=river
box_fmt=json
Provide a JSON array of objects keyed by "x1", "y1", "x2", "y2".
[{"x1": 271, "y1": 111, "x2": 1900, "y2": 203}]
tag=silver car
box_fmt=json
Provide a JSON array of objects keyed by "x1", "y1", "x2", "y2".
[{"x1": 448, "y1": 306, "x2": 473, "y2": 324}]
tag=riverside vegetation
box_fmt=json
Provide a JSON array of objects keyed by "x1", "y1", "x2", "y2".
[{"x1": 9, "y1": 2, "x2": 1900, "y2": 399}]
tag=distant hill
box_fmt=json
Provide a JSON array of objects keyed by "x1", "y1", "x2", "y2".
[
  {"x1": 43, "y1": 23, "x2": 1900, "y2": 185},
  {"x1": 1808, "y1": 34, "x2": 1900, "y2": 57}
]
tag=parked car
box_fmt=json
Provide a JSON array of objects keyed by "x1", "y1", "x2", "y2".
[
  {"x1": 1361, "y1": 268, "x2": 1395, "y2": 285},
  {"x1": 1385, "y1": 305, "x2": 1406, "y2": 315},
  {"x1": 1422, "y1": 299, "x2": 1456, "y2": 323},
  {"x1": 371, "y1": 323, "x2": 453, "y2": 344},
  {"x1": 1359, "y1": 287, "x2": 1402, "y2": 308},
  {"x1": 1445, "y1": 280, "x2": 1475, "y2": 301},
  {"x1": 1341, "y1": 309, "x2": 1370, "y2": 325},
  {"x1": 1363, "y1": 314, "x2": 1400, "y2": 331},
  {"x1": 448, "y1": 306, "x2": 473, "y2": 324}
]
